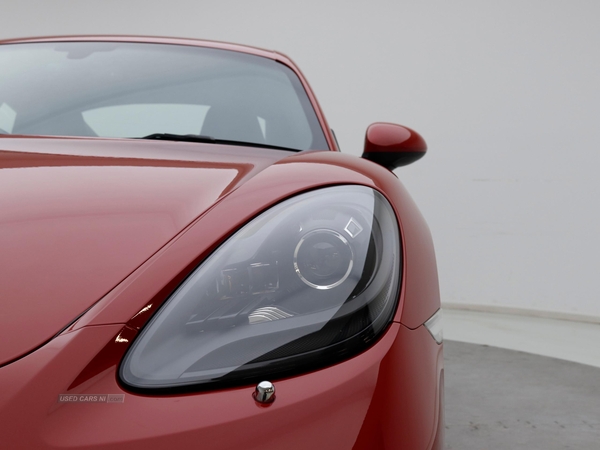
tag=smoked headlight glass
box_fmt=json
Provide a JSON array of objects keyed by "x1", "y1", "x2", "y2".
[{"x1": 120, "y1": 185, "x2": 401, "y2": 391}]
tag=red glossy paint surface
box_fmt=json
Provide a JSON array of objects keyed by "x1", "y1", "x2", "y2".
[
  {"x1": 0, "y1": 138, "x2": 288, "y2": 366},
  {"x1": 364, "y1": 122, "x2": 427, "y2": 154},
  {"x1": 0, "y1": 141, "x2": 442, "y2": 447},
  {"x1": 0, "y1": 322, "x2": 442, "y2": 449},
  {"x1": 362, "y1": 123, "x2": 428, "y2": 170},
  {"x1": 0, "y1": 135, "x2": 442, "y2": 447},
  {"x1": 352, "y1": 325, "x2": 444, "y2": 449}
]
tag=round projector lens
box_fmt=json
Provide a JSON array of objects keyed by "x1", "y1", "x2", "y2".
[{"x1": 293, "y1": 229, "x2": 354, "y2": 290}]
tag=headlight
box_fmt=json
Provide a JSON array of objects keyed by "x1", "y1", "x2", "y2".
[{"x1": 120, "y1": 185, "x2": 401, "y2": 391}]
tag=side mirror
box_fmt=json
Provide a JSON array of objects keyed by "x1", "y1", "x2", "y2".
[{"x1": 361, "y1": 123, "x2": 427, "y2": 170}]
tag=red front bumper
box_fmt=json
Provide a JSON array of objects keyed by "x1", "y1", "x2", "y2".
[{"x1": 0, "y1": 320, "x2": 442, "y2": 449}]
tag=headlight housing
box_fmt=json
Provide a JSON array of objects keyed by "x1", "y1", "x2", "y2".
[{"x1": 120, "y1": 185, "x2": 401, "y2": 392}]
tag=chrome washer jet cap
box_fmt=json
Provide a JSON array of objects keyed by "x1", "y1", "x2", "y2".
[{"x1": 254, "y1": 381, "x2": 275, "y2": 403}]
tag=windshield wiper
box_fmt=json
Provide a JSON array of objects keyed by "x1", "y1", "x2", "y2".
[
  {"x1": 138, "y1": 133, "x2": 301, "y2": 152},
  {"x1": 140, "y1": 133, "x2": 216, "y2": 143}
]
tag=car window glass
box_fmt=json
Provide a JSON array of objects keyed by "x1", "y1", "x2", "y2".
[
  {"x1": 82, "y1": 104, "x2": 210, "y2": 137},
  {"x1": 0, "y1": 42, "x2": 329, "y2": 151}
]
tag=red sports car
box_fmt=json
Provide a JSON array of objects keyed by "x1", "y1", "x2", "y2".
[{"x1": 0, "y1": 36, "x2": 443, "y2": 449}]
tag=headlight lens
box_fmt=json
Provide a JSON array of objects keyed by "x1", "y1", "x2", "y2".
[{"x1": 120, "y1": 185, "x2": 401, "y2": 391}]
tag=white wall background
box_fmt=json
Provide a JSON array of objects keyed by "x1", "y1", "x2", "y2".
[{"x1": 2, "y1": 1, "x2": 599, "y2": 319}]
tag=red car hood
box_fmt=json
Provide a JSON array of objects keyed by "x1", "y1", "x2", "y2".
[{"x1": 0, "y1": 137, "x2": 290, "y2": 366}]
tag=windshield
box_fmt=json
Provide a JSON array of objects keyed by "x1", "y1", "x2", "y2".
[{"x1": 0, "y1": 41, "x2": 329, "y2": 151}]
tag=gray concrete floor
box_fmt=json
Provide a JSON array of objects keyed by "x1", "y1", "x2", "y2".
[
  {"x1": 444, "y1": 309, "x2": 600, "y2": 368},
  {"x1": 444, "y1": 341, "x2": 600, "y2": 449}
]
